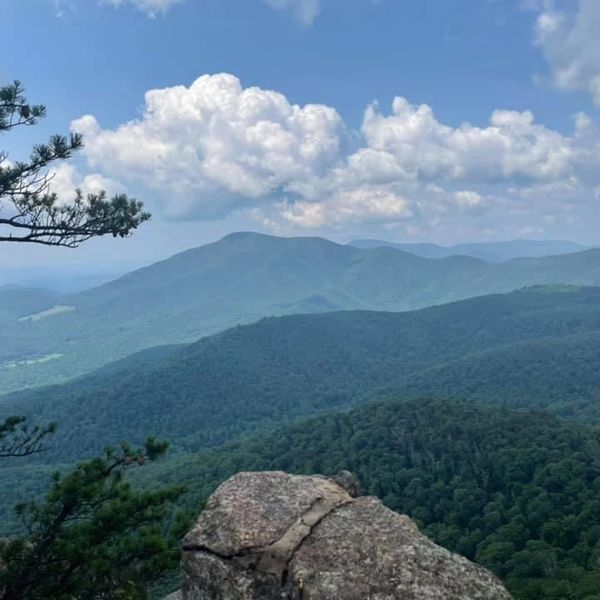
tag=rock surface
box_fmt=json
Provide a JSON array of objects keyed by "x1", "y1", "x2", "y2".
[{"x1": 181, "y1": 471, "x2": 511, "y2": 599}]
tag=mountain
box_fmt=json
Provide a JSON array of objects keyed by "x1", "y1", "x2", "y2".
[
  {"x1": 350, "y1": 238, "x2": 589, "y2": 261},
  {"x1": 5, "y1": 285, "x2": 600, "y2": 462},
  {"x1": 2, "y1": 232, "x2": 600, "y2": 394}
]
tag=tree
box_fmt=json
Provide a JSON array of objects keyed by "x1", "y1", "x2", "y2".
[
  {"x1": 0, "y1": 416, "x2": 56, "y2": 458},
  {"x1": 0, "y1": 438, "x2": 185, "y2": 600},
  {"x1": 0, "y1": 81, "x2": 149, "y2": 247},
  {"x1": 0, "y1": 82, "x2": 184, "y2": 599}
]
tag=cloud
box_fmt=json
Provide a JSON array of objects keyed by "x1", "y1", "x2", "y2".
[
  {"x1": 102, "y1": 0, "x2": 184, "y2": 16},
  {"x1": 358, "y1": 99, "x2": 573, "y2": 182},
  {"x1": 263, "y1": 0, "x2": 322, "y2": 25},
  {"x1": 47, "y1": 163, "x2": 126, "y2": 206},
  {"x1": 70, "y1": 72, "x2": 600, "y2": 234},
  {"x1": 72, "y1": 74, "x2": 344, "y2": 219},
  {"x1": 534, "y1": 0, "x2": 600, "y2": 106},
  {"x1": 272, "y1": 187, "x2": 412, "y2": 228},
  {"x1": 54, "y1": 0, "x2": 184, "y2": 17},
  {"x1": 56, "y1": 0, "x2": 319, "y2": 21},
  {"x1": 454, "y1": 190, "x2": 484, "y2": 209}
]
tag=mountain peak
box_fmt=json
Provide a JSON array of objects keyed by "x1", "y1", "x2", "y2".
[{"x1": 219, "y1": 231, "x2": 275, "y2": 242}]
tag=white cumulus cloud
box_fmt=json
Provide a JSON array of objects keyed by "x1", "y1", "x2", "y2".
[
  {"x1": 70, "y1": 72, "x2": 600, "y2": 234},
  {"x1": 47, "y1": 163, "x2": 126, "y2": 206},
  {"x1": 273, "y1": 186, "x2": 412, "y2": 228},
  {"x1": 56, "y1": 0, "x2": 324, "y2": 21},
  {"x1": 72, "y1": 73, "x2": 344, "y2": 218},
  {"x1": 359, "y1": 98, "x2": 573, "y2": 182},
  {"x1": 534, "y1": 0, "x2": 600, "y2": 106}
]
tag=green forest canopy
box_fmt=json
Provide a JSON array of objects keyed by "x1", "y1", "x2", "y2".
[
  {"x1": 4, "y1": 285, "x2": 600, "y2": 463},
  {"x1": 135, "y1": 398, "x2": 600, "y2": 600}
]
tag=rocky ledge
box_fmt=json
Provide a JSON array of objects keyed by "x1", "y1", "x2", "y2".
[{"x1": 179, "y1": 471, "x2": 511, "y2": 599}]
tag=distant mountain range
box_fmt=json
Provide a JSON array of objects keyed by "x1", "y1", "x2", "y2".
[
  {"x1": 349, "y1": 238, "x2": 590, "y2": 261},
  {"x1": 4, "y1": 285, "x2": 600, "y2": 462},
  {"x1": 0, "y1": 265, "x2": 143, "y2": 293},
  {"x1": 2, "y1": 232, "x2": 600, "y2": 393}
]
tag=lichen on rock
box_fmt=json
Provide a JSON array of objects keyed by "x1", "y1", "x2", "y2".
[{"x1": 180, "y1": 471, "x2": 511, "y2": 599}]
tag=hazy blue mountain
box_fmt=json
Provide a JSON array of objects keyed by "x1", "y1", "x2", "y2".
[
  {"x1": 2, "y1": 232, "x2": 600, "y2": 393},
  {"x1": 349, "y1": 238, "x2": 589, "y2": 261},
  {"x1": 5, "y1": 285, "x2": 600, "y2": 462},
  {"x1": 0, "y1": 264, "x2": 144, "y2": 293}
]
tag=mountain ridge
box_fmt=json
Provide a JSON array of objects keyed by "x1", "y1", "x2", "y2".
[
  {"x1": 2, "y1": 232, "x2": 600, "y2": 394},
  {"x1": 350, "y1": 237, "x2": 591, "y2": 261},
  {"x1": 5, "y1": 285, "x2": 600, "y2": 462}
]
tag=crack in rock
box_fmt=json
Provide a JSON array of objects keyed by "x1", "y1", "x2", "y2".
[
  {"x1": 182, "y1": 491, "x2": 352, "y2": 589},
  {"x1": 256, "y1": 494, "x2": 353, "y2": 584}
]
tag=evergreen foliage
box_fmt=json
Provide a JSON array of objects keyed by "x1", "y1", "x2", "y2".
[
  {"x1": 0, "y1": 438, "x2": 185, "y2": 600},
  {"x1": 0, "y1": 81, "x2": 174, "y2": 599},
  {"x1": 0, "y1": 81, "x2": 149, "y2": 247},
  {"x1": 0, "y1": 416, "x2": 56, "y2": 458}
]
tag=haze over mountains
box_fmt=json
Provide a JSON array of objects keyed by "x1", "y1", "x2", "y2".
[
  {"x1": 0, "y1": 267, "x2": 136, "y2": 293},
  {"x1": 4, "y1": 285, "x2": 600, "y2": 462},
  {"x1": 350, "y1": 238, "x2": 590, "y2": 261},
  {"x1": 2, "y1": 232, "x2": 600, "y2": 394},
  {"x1": 0, "y1": 286, "x2": 59, "y2": 320}
]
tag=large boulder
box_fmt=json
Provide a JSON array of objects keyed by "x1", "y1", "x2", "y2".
[{"x1": 181, "y1": 471, "x2": 511, "y2": 599}]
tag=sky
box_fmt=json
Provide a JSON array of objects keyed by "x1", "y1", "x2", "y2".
[{"x1": 1, "y1": 0, "x2": 600, "y2": 275}]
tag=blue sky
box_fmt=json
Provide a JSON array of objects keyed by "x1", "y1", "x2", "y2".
[{"x1": 1, "y1": 0, "x2": 600, "y2": 273}]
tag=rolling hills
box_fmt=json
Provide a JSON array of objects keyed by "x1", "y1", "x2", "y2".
[
  {"x1": 5, "y1": 285, "x2": 600, "y2": 462},
  {"x1": 5, "y1": 396, "x2": 600, "y2": 598},
  {"x1": 2, "y1": 232, "x2": 600, "y2": 394}
]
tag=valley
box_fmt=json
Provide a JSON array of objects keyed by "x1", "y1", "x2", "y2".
[{"x1": 2, "y1": 284, "x2": 600, "y2": 463}]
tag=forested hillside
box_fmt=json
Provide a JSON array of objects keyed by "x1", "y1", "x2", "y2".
[
  {"x1": 0, "y1": 287, "x2": 62, "y2": 369},
  {"x1": 4, "y1": 285, "x2": 600, "y2": 462},
  {"x1": 3, "y1": 232, "x2": 600, "y2": 393},
  {"x1": 4, "y1": 398, "x2": 600, "y2": 598},
  {"x1": 132, "y1": 399, "x2": 600, "y2": 599}
]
